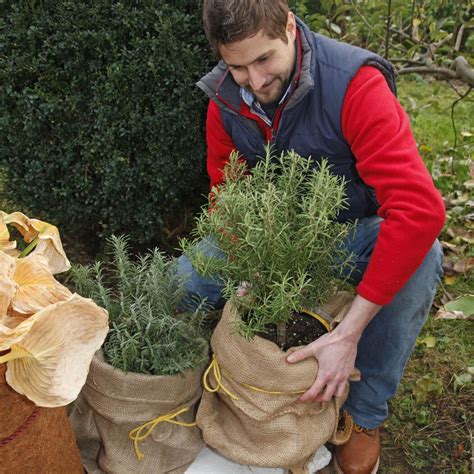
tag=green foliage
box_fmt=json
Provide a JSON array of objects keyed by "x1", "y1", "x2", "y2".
[
  {"x1": 292, "y1": 0, "x2": 473, "y2": 64},
  {"x1": 381, "y1": 76, "x2": 474, "y2": 472},
  {"x1": 0, "y1": 0, "x2": 213, "y2": 244},
  {"x1": 182, "y1": 148, "x2": 353, "y2": 339},
  {"x1": 386, "y1": 317, "x2": 473, "y2": 472},
  {"x1": 70, "y1": 235, "x2": 209, "y2": 375}
]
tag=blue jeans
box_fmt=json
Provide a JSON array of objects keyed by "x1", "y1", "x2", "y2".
[{"x1": 177, "y1": 216, "x2": 443, "y2": 428}]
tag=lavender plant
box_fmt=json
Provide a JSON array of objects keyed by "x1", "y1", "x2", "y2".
[
  {"x1": 182, "y1": 148, "x2": 354, "y2": 345},
  {"x1": 71, "y1": 235, "x2": 208, "y2": 375}
]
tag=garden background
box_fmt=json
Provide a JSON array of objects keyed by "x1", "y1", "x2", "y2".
[{"x1": 0, "y1": 0, "x2": 472, "y2": 471}]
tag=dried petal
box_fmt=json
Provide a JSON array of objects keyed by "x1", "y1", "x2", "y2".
[
  {"x1": 1, "y1": 212, "x2": 70, "y2": 274},
  {"x1": 0, "y1": 251, "x2": 17, "y2": 317},
  {"x1": 29, "y1": 219, "x2": 71, "y2": 274},
  {"x1": 0, "y1": 213, "x2": 17, "y2": 253},
  {"x1": 1, "y1": 211, "x2": 30, "y2": 235},
  {"x1": 1, "y1": 294, "x2": 108, "y2": 407},
  {"x1": 2, "y1": 311, "x2": 30, "y2": 329},
  {"x1": 11, "y1": 254, "x2": 72, "y2": 315},
  {"x1": 0, "y1": 315, "x2": 36, "y2": 351}
]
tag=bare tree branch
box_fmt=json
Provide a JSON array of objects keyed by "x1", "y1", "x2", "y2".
[
  {"x1": 454, "y1": 56, "x2": 474, "y2": 87},
  {"x1": 397, "y1": 66, "x2": 457, "y2": 79},
  {"x1": 451, "y1": 87, "x2": 471, "y2": 155},
  {"x1": 385, "y1": 0, "x2": 393, "y2": 60},
  {"x1": 454, "y1": 24, "x2": 465, "y2": 52},
  {"x1": 397, "y1": 56, "x2": 474, "y2": 87}
]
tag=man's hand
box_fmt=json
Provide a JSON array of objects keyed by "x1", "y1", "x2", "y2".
[
  {"x1": 286, "y1": 294, "x2": 382, "y2": 403},
  {"x1": 287, "y1": 329, "x2": 359, "y2": 402}
]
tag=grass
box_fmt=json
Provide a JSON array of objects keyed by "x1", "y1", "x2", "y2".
[{"x1": 379, "y1": 75, "x2": 474, "y2": 473}]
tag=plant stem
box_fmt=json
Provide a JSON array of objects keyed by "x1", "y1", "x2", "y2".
[
  {"x1": 385, "y1": 0, "x2": 393, "y2": 59},
  {"x1": 276, "y1": 321, "x2": 287, "y2": 348},
  {"x1": 19, "y1": 237, "x2": 39, "y2": 258}
]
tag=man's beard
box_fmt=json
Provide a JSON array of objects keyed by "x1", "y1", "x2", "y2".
[{"x1": 249, "y1": 75, "x2": 291, "y2": 105}]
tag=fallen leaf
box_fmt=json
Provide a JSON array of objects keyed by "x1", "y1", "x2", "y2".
[
  {"x1": 451, "y1": 193, "x2": 470, "y2": 205},
  {"x1": 434, "y1": 309, "x2": 471, "y2": 320},
  {"x1": 443, "y1": 275, "x2": 457, "y2": 285},
  {"x1": 412, "y1": 374, "x2": 443, "y2": 403},
  {"x1": 454, "y1": 372, "x2": 472, "y2": 391},
  {"x1": 463, "y1": 179, "x2": 474, "y2": 190},
  {"x1": 440, "y1": 291, "x2": 454, "y2": 305},
  {"x1": 442, "y1": 257, "x2": 455, "y2": 275},
  {"x1": 418, "y1": 335, "x2": 437, "y2": 348},
  {"x1": 445, "y1": 295, "x2": 474, "y2": 316},
  {"x1": 461, "y1": 131, "x2": 473, "y2": 138},
  {"x1": 446, "y1": 227, "x2": 474, "y2": 244},
  {"x1": 440, "y1": 241, "x2": 458, "y2": 252},
  {"x1": 453, "y1": 258, "x2": 474, "y2": 274}
]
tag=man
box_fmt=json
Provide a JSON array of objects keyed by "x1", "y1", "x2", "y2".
[{"x1": 179, "y1": 1, "x2": 445, "y2": 472}]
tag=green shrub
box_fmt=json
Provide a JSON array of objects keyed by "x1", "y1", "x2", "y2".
[
  {"x1": 182, "y1": 149, "x2": 353, "y2": 344},
  {"x1": 71, "y1": 235, "x2": 209, "y2": 375},
  {"x1": 0, "y1": 0, "x2": 213, "y2": 244}
]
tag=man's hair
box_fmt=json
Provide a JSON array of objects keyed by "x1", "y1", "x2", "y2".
[{"x1": 203, "y1": 0, "x2": 290, "y2": 55}]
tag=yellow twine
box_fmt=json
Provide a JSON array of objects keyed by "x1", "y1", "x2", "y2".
[
  {"x1": 203, "y1": 354, "x2": 240, "y2": 400},
  {"x1": 300, "y1": 309, "x2": 331, "y2": 332},
  {"x1": 204, "y1": 354, "x2": 311, "y2": 398},
  {"x1": 129, "y1": 406, "x2": 196, "y2": 461}
]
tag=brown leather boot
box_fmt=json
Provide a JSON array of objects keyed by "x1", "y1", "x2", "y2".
[{"x1": 333, "y1": 424, "x2": 380, "y2": 474}]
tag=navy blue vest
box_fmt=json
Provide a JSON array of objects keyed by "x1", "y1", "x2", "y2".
[{"x1": 197, "y1": 18, "x2": 397, "y2": 221}]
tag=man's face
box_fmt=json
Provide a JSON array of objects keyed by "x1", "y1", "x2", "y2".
[{"x1": 218, "y1": 13, "x2": 297, "y2": 105}]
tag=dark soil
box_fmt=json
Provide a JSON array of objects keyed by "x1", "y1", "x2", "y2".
[{"x1": 256, "y1": 311, "x2": 329, "y2": 351}]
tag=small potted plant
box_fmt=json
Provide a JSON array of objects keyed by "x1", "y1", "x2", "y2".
[
  {"x1": 181, "y1": 149, "x2": 357, "y2": 474},
  {"x1": 0, "y1": 211, "x2": 108, "y2": 474},
  {"x1": 69, "y1": 235, "x2": 210, "y2": 474}
]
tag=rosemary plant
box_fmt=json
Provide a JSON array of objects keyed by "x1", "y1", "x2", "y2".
[
  {"x1": 71, "y1": 235, "x2": 208, "y2": 375},
  {"x1": 181, "y1": 148, "x2": 354, "y2": 345}
]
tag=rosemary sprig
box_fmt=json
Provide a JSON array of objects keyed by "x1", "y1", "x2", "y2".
[
  {"x1": 71, "y1": 235, "x2": 209, "y2": 375},
  {"x1": 182, "y1": 148, "x2": 354, "y2": 341}
]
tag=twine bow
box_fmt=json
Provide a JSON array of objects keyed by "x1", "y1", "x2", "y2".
[
  {"x1": 129, "y1": 406, "x2": 196, "y2": 460},
  {"x1": 203, "y1": 353, "x2": 239, "y2": 400}
]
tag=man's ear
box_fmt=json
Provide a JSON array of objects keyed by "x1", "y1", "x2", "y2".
[{"x1": 286, "y1": 12, "x2": 296, "y2": 41}]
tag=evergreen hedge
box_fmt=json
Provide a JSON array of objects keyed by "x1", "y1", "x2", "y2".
[{"x1": 0, "y1": 0, "x2": 213, "y2": 244}]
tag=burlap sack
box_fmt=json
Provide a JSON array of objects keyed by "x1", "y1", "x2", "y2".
[
  {"x1": 69, "y1": 350, "x2": 206, "y2": 474},
  {"x1": 0, "y1": 361, "x2": 83, "y2": 474},
  {"x1": 197, "y1": 293, "x2": 356, "y2": 474}
]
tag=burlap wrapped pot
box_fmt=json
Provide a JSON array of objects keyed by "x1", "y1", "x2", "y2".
[
  {"x1": 69, "y1": 350, "x2": 207, "y2": 474},
  {"x1": 0, "y1": 360, "x2": 83, "y2": 473},
  {"x1": 197, "y1": 293, "x2": 357, "y2": 474}
]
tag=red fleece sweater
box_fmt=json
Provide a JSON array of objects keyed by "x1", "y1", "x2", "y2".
[{"x1": 205, "y1": 66, "x2": 445, "y2": 305}]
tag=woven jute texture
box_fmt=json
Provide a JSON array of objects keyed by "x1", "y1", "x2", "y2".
[
  {"x1": 197, "y1": 293, "x2": 355, "y2": 474},
  {"x1": 0, "y1": 361, "x2": 83, "y2": 473},
  {"x1": 69, "y1": 350, "x2": 206, "y2": 474}
]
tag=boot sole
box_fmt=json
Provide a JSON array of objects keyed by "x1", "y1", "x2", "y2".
[{"x1": 333, "y1": 455, "x2": 380, "y2": 473}]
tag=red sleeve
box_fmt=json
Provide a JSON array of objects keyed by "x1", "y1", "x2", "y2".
[
  {"x1": 206, "y1": 99, "x2": 236, "y2": 190},
  {"x1": 341, "y1": 66, "x2": 445, "y2": 305}
]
